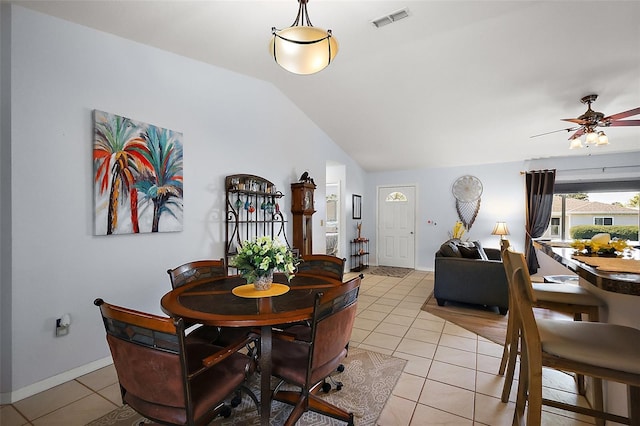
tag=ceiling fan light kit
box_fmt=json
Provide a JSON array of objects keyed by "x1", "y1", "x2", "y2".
[
  {"x1": 533, "y1": 94, "x2": 640, "y2": 149},
  {"x1": 269, "y1": 0, "x2": 338, "y2": 75},
  {"x1": 597, "y1": 131, "x2": 609, "y2": 145}
]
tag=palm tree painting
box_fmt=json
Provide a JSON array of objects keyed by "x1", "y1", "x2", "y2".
[{"x1": 93, "y1": 110, "x2": 183, "y2": 235}]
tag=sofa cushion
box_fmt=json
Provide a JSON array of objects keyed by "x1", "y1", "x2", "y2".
[
  {"x1": 439, "y1": 239, "x2": 491, "y2": 260},
  {"x1": 459, "y1": 245, "x2": 482, "y2": 259},
  {"x1": 439, "y1": 240, "x2": 462, "y2": 258}
]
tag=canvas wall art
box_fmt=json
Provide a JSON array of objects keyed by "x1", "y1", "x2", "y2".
[{"x1": 93, "y1": 110, "x2": 183, "y2": 235}]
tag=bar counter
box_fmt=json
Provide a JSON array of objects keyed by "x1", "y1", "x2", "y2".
[
  {"x1": 535, "y1": 241, "x2": 640, "y2": 420},
  {"x1": 535, "y1": 241, "x2": 640, "y2": 296}
]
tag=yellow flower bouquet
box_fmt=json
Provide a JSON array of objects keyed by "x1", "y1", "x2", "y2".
[
  {"x1": 570, "y1": 237, "x2": 629, "y2": 257},
  {"x1": 450, "y1": 221, "x2": 466, "y2": 239}
]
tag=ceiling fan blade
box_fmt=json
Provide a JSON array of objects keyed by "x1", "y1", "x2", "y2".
[
  {"x1": 529, "y1": 127, "x2": 577, "y2": 138},
  {"x1": 562, "y1": 118, "x2": 588, "y2": 125},
  {"x1": 568, "y1": 128, "x2": 585, "y2": 140},
  {"x1": 608, "y1": 119, "x2": 640, "y2": 127},
  {"x1": 603, "y1": 107, "x2": 640, "y2": 121}
]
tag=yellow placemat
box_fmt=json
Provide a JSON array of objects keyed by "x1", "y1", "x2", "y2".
[
  {"x1": 232, "y1": 283, "x2": 290, "y2": 298},
  {"x1": 572, "y1": 255, "x2": 640, "y2": 274}
]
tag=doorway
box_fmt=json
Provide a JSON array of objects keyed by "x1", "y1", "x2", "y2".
[
  {"x1": 326, "y1": 183, "x2": 340, "y2": 257},
  {"x1": 377, "y1": 186, "x2": 416, "y2": 268}
]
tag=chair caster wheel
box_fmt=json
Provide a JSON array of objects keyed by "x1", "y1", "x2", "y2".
[
  {"x1": 231, "y1": 395, "x2": 242, "y2": 407},
  {"x1": 220, "y1": 405, "x2": 232, "y2": 418},
  {"x1": 322, "y1": 382, "x2": 332, "y2": 393},
  {"x1": 337, "y1": 364, "x2": 345, "y2": 373},
  {"x1": 336, "y1": 382, "x2": 343, "y2": 391}
]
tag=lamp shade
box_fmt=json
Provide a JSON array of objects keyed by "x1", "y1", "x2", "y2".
[
  {"x1": 491, "y1": 222, "x2": 510, "y2": 237},
  {"x1": 269, "y1": 26, "x2": 338, "y2": 75},
  {"x1": 585, "y1": 131, "x2": 598, "y2": 144},
  {"x1": 596, "y1": 131, "x2": 609, "y2": 146},
  {"x1": 569, "y1": 138, "x2": 583, "y2": 149}
]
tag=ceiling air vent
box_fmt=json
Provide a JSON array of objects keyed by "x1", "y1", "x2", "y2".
[{"x1": 371, "y1": 8, "x2": 410, "y2": 28}]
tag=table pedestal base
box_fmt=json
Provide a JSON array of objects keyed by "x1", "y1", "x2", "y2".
[{"x1": 259, "y1": 325, "x2": 272, "y2": 426}]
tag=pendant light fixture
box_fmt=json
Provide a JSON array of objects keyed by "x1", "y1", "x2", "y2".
[{"x1": 269, "y1": 0, "x2": 338, "y2": 75}]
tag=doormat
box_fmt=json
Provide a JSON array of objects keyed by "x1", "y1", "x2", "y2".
[
  {"x1": 86, "y1": 347, "x2": 406, "y2": 426},
  {"x1": 366, "y1": 266, "x2": 413, "y2": 278}
]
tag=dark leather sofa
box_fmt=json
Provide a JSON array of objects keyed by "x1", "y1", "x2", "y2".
[{"x1": 434, "y1": 239, "x2": 509, "y2": 315}]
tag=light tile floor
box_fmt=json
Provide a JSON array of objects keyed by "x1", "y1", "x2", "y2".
[{"x1": 1, "y1": 270, "x2": 595, "y2": 425}]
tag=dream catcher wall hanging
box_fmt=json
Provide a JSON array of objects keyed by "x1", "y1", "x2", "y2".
[{"x1": 452, "y1": 175, "x2": 482, "y2": 230}]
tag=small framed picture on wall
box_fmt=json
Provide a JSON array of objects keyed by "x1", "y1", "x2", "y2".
[{"x1": 352, "y1": 194, "x2": 362, "y2": 219}]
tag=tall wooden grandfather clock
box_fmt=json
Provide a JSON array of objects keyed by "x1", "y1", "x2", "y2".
[{"x1": 291, "y1": 181, "x2": 316, "y2": 257}]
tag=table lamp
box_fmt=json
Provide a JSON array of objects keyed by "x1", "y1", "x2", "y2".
[{"x1": 491, "y1": 221, "x2": 510, "y2": 240}]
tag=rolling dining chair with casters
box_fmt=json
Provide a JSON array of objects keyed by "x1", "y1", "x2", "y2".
[
  {"x1": 296, "y1": 254, "x2": 346, "y2": 281},
  {"x1": 94, "y1": 298, "x2": 259, "y2": 426},
  {"x1": 167, "y1": 258, "x2": 228, "y2": 287},
  {"x1": 502, "y1": 249, "x2": 640, "y2": 426},
  {"x1": 167, "y1": 259, "x2": 251, "y2": 348},
  {"x1": 276, "y1": 273, "x2": 364, "y2": 392},
  {"x1": 498, "y1": 240, "x2": 604, "y2": 405},
  {"x1": 269, "y1": 275, "x2": 361, "y2": 426},
  {"x1": 275, "y1": 255, "x2": 345, "y2": 333}
]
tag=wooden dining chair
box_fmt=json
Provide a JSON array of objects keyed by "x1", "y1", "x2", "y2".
[
  {"x1": 296, "y1": 254, "x2": 346, "y2": 281},
  {"x1": 502, "y1": 249, "x2": 640, "y2": 426},
  {"x1": 167, "y1": 259, "x2": 228, "y2": 288},
  {"x1": 498, "y1": 239, "x2": 603, "y2": 404},
  {"x1": 269, "y1": 275, "x2": 361, "y2": 426},
  {"x1": 275, "y1": 273, "x2": 364, "y2": 392},
  {"x1": 94, "y1": 298, "x2": 259, "y2": 425},
  {"x1": 167, "y1": 259, "x2": 251, "y2": 348}
]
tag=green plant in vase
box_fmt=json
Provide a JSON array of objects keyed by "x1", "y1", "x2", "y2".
[{"x1": 230, "y1": 236, "x2": 298, "y2": 290}]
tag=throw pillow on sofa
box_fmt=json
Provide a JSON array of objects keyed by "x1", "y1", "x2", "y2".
[
  {"x1": 438, "y1": 239, "x2": 490, "y2": 261},
  {"x1": 459, "y1": 245, "x2": 482, "y2": 259}
]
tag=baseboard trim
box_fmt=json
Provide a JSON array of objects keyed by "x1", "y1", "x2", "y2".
[{"x1": 1, "y1": 355, "x2": 113, "y2": 404}]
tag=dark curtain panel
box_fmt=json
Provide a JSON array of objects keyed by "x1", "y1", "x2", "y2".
[{"x1": 525, "y1": 170, "x2": 556, "y2": 274}]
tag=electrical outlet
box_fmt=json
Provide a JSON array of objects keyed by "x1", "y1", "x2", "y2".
[{"x1": 55, "y1": 314, "x2": 71, "y2": 337}]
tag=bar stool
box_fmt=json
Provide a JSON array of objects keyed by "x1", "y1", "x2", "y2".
[
  {"x1": 498, "y1": 241, "x2": 603, "y2": 405},
  {"x1": 503, "y1": 247, "x2": 640, "y2": 426}
]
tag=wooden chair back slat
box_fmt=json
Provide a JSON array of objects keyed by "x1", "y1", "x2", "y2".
[
  {"x1": 297, "y1": 254, "x2": 346, "y2": 281},
  {"x1": 167, "y1": 259, "x2": 227, "y2": 289}
]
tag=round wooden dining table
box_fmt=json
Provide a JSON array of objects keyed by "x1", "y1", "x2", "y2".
[{"x1": 160, "y1": 272, "x2": 343, "y2": 426}]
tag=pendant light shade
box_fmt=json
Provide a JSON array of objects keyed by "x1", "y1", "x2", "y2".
[{"x1": 270, "y1": 0, "x2": 338, "y2": 75}]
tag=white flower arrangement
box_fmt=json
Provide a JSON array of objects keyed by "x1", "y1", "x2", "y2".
[{"x1": 230, "y1": 236, "x2": 298, "y2": 283}]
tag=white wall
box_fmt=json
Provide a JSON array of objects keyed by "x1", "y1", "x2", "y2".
[
  {"x1": 366, "y1": 161, "x2": 527, "y2": 270},
  {"x1": 2, "y1": 5, "x2": 365, "y2": 401},
  {"x1": 0, "y1": 2, "x2": 13, "y2": 400}
]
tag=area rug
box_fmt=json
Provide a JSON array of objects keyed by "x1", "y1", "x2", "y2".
[
  {"x1": 365, "y1": 266, "x2": 413, "y2": 278},
  {"x1": 86, "y1": 347, "x2": 406, "y2": 426}
]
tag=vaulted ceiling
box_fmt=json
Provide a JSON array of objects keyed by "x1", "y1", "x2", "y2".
[{"x1": 9, "y1": 0, "x2": 640, "y2": 171}]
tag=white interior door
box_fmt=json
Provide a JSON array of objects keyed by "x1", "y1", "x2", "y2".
[{"x1": 377, "y1": 186, "x2": 416, "y2": 268}]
